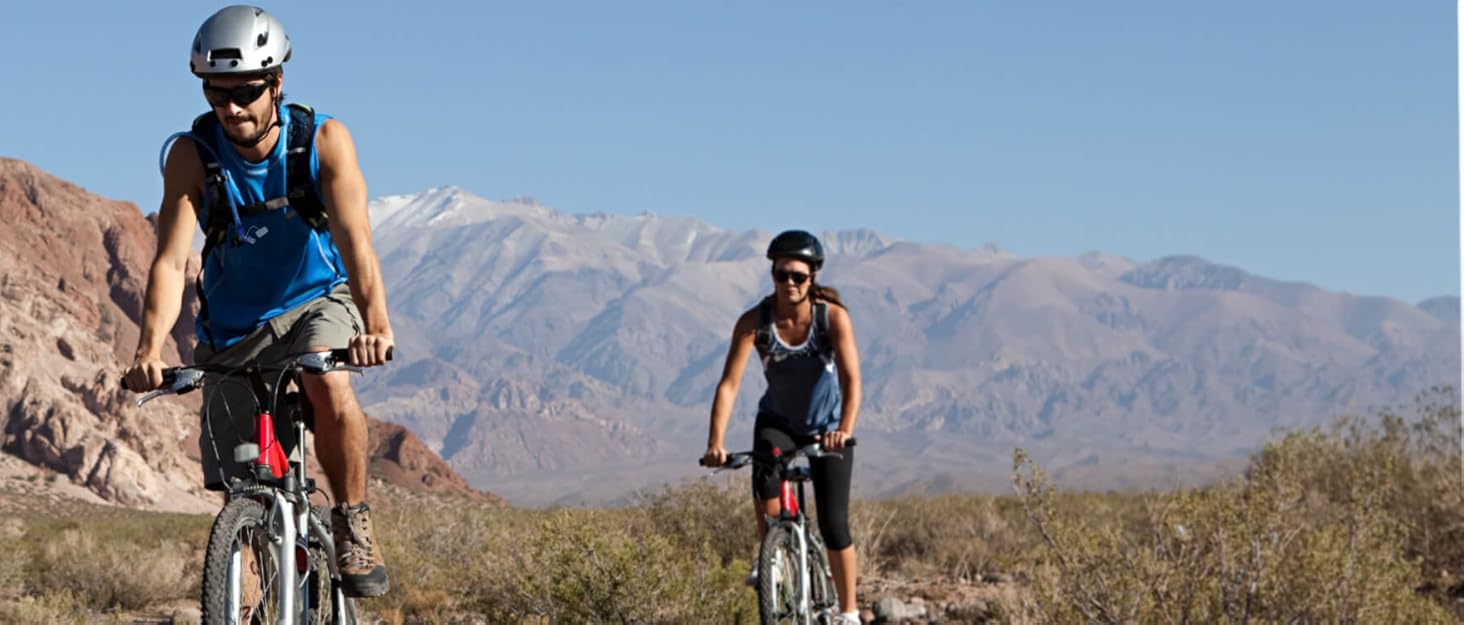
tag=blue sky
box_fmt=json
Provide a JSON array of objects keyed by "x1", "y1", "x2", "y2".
[{"x1": 4, "y1": 1, "x2": 1457, "y2": 303}]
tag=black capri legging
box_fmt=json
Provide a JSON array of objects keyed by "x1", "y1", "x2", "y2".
[{"x1": 752, "y1": 413, "x2": 855, "y2": 550}]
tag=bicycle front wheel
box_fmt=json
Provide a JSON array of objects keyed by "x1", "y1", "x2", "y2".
[
  {"x1": 758, "y1": 522, "x2": 807, "y2": 625},
  {"x1": 807, "y1": 529, "x2": 839, "y2": 622},
  {"x1": 305, "y1": 505, "x2": 357, "y2": 625},
  {"x1": 201, "y1": 498, "x2": 284, "y2": 625}
]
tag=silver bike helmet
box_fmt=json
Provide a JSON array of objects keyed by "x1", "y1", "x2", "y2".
[{"x1": 190, "y1": 5, "x2": 292, "y2": 77}]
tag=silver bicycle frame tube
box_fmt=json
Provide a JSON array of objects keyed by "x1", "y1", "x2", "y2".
[
  {"x1": 272, "y1": 490, "x2": 297, "y2": 624},
  {"x1": 228, "y1": 548, "x2": 243, "y2": 625},
  {"x1": 295, "y1": 421, "x2": 313, "y2": 593}
]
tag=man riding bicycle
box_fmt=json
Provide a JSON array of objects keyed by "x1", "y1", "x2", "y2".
[{"x1": 123, "y1": 5, "x2": 393, "y2": 598}]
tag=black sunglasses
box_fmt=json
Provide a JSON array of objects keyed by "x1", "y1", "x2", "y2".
[
  {"x1": 202, "y1": 80, "x2": 273, "y2": 108},
  {"x1": 773, "y1": 269, "x2": 810, "y2": 285}
]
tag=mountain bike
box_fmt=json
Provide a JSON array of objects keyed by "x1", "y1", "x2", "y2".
[
  {"x1": 128, "y1": 348, "x2": 386, "y2": 625},
  {"x1": 702, "y1": 439, "x2": 856, "y2": 625}
]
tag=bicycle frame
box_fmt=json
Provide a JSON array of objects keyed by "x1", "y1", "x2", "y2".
[
  {"x1": 707, "y1": 442, "x2": 850, "y2": 625},
  {"x1": 770, "y1": 449, "x2": 817, "y2": 624},
  {"x1": 132, "y1": 349, "x2": 370, "y2": 624},
  {"x1": 226, "y1": 363, "x2": 345, "y2": 624}
]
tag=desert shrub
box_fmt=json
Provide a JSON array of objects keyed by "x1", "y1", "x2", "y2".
[
  {"x1": 16, "y1": 509, "x2": 207, "y2": 612},
  {"x1": 0, "y1": 589, "x2": 115, "y2": 625},
  {"x1": 365, "y1": 497, "x2": 755, "y2": 624},
  {"x1": 0, "y1": 517, "x2": 26, "y2": 598},
  {"x1": 1013, "y1": 387, "x2": 1462, "y2": 624}
]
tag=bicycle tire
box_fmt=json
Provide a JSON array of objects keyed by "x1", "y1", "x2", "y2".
[
  {"x1": 758, "y1": 522, "x2": 805, "y2": 625},
  {"x1": 201, "y1": 498, "x2": 284, "y2": 625},
  {"x1": 807, "y1": 529, "x2": 839, "y2": 622},
  {"x1": 305, "y1": 544, "x2": 358, "y2": 625}
]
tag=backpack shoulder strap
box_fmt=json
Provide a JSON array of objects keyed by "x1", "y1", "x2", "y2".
[
  {"x1": 813, "y1": 300, "x2": 834, "y2": 356},
  {"x1": 190, "y1": 112, "x2": 214, "y2": 133},
  {"x1": 283, "y1": 103, "x2": 328, "y2": 231},
  {"x1": 185, "y1": 114, "x2": 228, "y2": 353},
  {"x1": 754, "y1": 299, "x2": 774, "y2": 356},
  {"x1": 186, "y1": 113, "x2": 234, "y2": 253}
]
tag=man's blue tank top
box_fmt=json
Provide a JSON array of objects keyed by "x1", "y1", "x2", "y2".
[
  {"x1": 757, "y1": 320, "x2": 843, "y2": 436},
  {"x1": 193, "y1": 107, "x2": 348, "y2": 349}
]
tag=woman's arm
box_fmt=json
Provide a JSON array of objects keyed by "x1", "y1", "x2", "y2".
[
  {"x1": 704, "y1": 308, "x2": 759, "y2": 464},
  {"x1": 825, "y1": 303, "x2": 861, "y2": 448}
]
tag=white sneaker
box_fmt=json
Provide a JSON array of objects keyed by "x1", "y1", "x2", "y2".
[
  {"x1": 831, "y1": 614, "x2": 861, "y2": 625},
  {"x1": 744, "y1": 561, "x2": 759, "y2": 587}
]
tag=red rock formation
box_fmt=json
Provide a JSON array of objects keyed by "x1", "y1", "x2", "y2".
[{"x1": 366, "y1": 420, "x2": 504, "y2": 505}]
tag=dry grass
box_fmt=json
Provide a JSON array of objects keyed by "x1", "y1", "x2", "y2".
[{"x1": 0, "y1": 507, "x2": 208, "y2": 622}]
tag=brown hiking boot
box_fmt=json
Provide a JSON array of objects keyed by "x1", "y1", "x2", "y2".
[{"x1": 331, "y1": 502, "x2": 390, "y2": 597}]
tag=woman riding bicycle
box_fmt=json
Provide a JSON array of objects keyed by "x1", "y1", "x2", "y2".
[{"x1": 703, "y1": 229, "x2": 863, "y2": 624}]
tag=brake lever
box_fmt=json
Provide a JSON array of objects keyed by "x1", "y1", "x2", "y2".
[
  {"x1": 801, "y1": 443, "x2": 848, "y2": 461},
  {"x1": 700, "y1": 453, "x2": 752, "y2": 476},
  {"x1": 134, "y1": 389, "x2": 170, "y2": 408},
  {"x1": 133, "y1": 369, "x2": 205, "y2": 407},
  {"x1": 800, "y1": 443, "x2": 831, "y2": 459},
  {"x1": 295, "y1": 352, "x2": 365, "y2": 376},
  {"x1": 173, "y1": 368, "x2": 206, "y2": 393}
]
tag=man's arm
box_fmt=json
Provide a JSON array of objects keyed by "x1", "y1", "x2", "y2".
[
  {"x1": 316, "y1": 118, "x2": 394, "y2": 366},
  {"x1": 125, "y1": 139, "x2": 203, "y2": 391}
]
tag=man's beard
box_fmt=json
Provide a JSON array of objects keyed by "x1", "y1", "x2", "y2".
[{"x1": 225, "y1": 104, "x2": 279, "y2": 148}]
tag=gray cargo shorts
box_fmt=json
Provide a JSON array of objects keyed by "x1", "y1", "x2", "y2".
[{"x1": 193, "y1": 283, "x2": 362, "y2": 490}]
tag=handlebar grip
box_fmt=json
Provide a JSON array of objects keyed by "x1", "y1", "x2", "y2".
[
  {"x1": 121, "y1": 369, "x2": 178, "y2": 392},
  {"x1": 329, "y1": 346, "x2": 395, "y2": 362}
]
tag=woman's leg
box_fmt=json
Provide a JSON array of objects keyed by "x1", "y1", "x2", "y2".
[
  {"x1": 812, "y1": 443, "x2": 856, "y2": 613},
  {"x1": 751, "y1": 417, "x2": 799, "y2": 577}
]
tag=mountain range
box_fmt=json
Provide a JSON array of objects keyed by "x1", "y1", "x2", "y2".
[
  {"x1": 355, "y1": 186, "x2": 1460, "y2": 504},
  {"x1": 0, "y1": 158, "x2": 1455, "y2": 507}
]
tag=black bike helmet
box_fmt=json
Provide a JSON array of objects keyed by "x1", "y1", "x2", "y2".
[{"x1": 766, "y1": 230, "x2": 825, "y2": 270}]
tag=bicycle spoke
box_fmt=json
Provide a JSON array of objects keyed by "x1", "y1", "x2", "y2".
[{"x1": 235, "y1": 527, "x2": 279, "y2": 625}]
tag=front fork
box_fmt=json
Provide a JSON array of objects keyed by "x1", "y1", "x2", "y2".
[
  {"x1": 258, "y1": 419, "x2": 316, "y2": 625},
  {"x1": 270, "y1": 490, "x2": 298, "y2": 623},
  {"x1": 774, "y1": 479, "x2": 815, "y2": 623}
]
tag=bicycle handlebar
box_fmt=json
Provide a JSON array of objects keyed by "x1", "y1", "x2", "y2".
[
  {"x1": 123, "y1": 347, "x2": 394, "y2": 405},
  {"x1": 698, "y1": 438, "x2": 857, "y2": 468}
]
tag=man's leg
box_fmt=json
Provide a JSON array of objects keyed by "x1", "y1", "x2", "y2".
[
  {"x1": 301, "y1": 368, "x2": 367, "y2": 505},
  {"x1": 290, "y1": 284, "x2": 387, "y2": 598},
  {"x1": 301, "y1": 365, "x2": 389, "y2": 598}
]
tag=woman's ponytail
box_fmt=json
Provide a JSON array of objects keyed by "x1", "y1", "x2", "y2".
[{"x1": 811, "y1": 282, "x2": 844, "y2": 309}]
